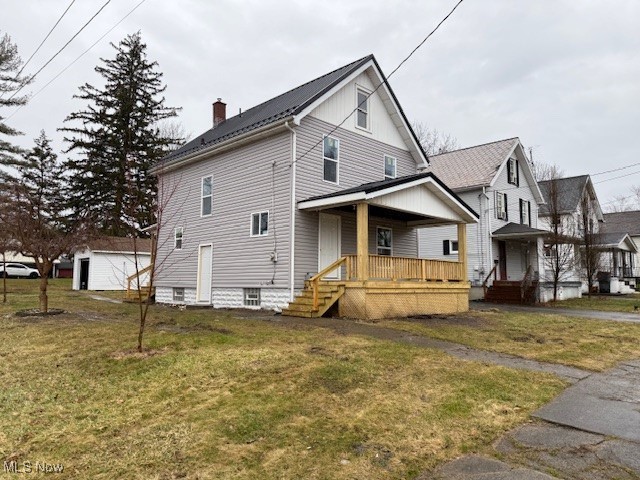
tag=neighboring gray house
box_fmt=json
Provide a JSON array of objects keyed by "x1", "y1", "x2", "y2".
[
  {"x1": 418, "y1": 138, "x2": 547, "y2": 302},
  {"x1": 537, "y1": 175, "x2": 606, "y2": 298},
  {"x1": 600, "y1": 210, "x2": 640, "y2": 291},
  {"x1": 151, "y1": 55, "x2": 478, "y2": 318}
]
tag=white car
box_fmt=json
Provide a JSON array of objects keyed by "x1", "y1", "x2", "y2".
[{"x1": 0, "y1": 263, "x2": 40, "y2": 278}]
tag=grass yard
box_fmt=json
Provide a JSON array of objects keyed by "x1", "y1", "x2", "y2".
[
  {"x1": 0, "y1": 280, "x2": 565, "y2": 479},
  {"x1": 377, "y1": 310, "x2": 640, "y2": 372},
  {"x1": 544, "y1": 294, "x2": 640, "y2": 313}
]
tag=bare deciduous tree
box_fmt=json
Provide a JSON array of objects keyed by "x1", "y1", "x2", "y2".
[
  {"x1": 533, "y1": 161, "x2": 565, "y2": 182},
  {"x1": 578, "y1": 193, "x2": 603, "y2": 298},
  {"x1": 411, "y1": 121, "x2": 458, "y2": 156},
  {"x1": 541, "y1": 167, "x2": 577, "y2": 301},
  {"x1": 2, "y1": 132, "x2": 93, "y2": 312}
]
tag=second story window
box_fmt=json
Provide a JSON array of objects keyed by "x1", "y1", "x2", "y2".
[
  {"x1": 520, "y1": 199, "x2": 530, "y2": 226},
  {"x1": 496, "y1": 192, "x2": 508, "y2": 220},
  {"x1": 356, "y1": 87, "x2": 369, "y2": 130},
  {"x1": 507, "y1": 158, "x2": 519, "y2": 186},
  {"x1": 201, "y1": 175, "x2": 213, "y2": 216},
  {"x1": 384, "y1": 155, "x2": 396, "y2": 180},
  {"x1": 174, "y1": 227, "x2": 183, "y2": 249},
  {"x1": 323, "y1": 136, "x2": 339, "y2": 184}
]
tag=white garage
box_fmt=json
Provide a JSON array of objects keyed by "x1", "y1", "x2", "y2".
[{"x1": 72, "y1": 237, "x2": 152, "y2": 291}]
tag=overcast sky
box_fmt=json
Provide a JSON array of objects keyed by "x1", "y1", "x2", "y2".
[{"x1": 3, "y1": 0, "x2": 639, "y2": 209}]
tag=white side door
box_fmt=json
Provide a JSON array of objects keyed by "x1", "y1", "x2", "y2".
[
  {"x1": 197, "y1": 244, "x2": 213, "y2": 303},
  {"x1": 318, "y1": 213, "x2": 341, "y2": 279}
]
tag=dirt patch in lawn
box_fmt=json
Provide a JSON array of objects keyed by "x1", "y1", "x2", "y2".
[
  {"x1": 109, "y1": 347, "x2": 168, "y2": 360},
  {"x1": 153, "y1": 321, "x2": 233, "y2": 335},
  {"x1": 404, "y1": 313, "x2": 493, "y2": 329}
]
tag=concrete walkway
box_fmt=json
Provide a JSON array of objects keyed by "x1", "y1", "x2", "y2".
[
  {"x1": 471, "y1": 302, "x2": 640, "y2": 324},
  {"x1": 274, "y1": 315, "x2": 589, "y2": 382}
]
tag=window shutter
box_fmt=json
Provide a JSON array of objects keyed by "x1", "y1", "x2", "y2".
[
  {"x1": 519, "y1": 199, "x2": 523, "y2": 224},
  {"x1": 528, "y1": 201, "x2": 531, "y2": 226},
  {"x1": 507, "y1": 160, "x2": 512, "y2": 184},
  {"x1": 504, "y1": 194, "x2": 508, "y2": 221},
  {"x1": 495, "y1": 191, "x2": 499, "y2": 218},
  {"x1": 443, "y1": 240, "x2": 450, "y2": 255},
  {"x1": 516, "y1": 160, "x2": 520, "y2": 186}
]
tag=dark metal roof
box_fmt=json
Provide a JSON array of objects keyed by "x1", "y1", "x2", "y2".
[
  {"x1": 299, "y1": 172, "x2": 478, "y2": 218},
  {"x1": 538, "y1": 175, "x2": 590, "y2": 215},
  {"x1": 492, "y1": 222, "x2": 548, "y2": 238},
  {"x1": 602, "y1": 211, "x2": 640, "y2": 236},
  {"x1": 159, "y1": 55, "x2": 374, "y2": 165}
]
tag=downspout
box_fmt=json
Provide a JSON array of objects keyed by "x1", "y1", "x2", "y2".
[
  {"x1": 481, "y1": 186, "x2": 490, "y2": 278},
  {"x1": 285, "y1": 121, "x2": 297, "y2": 301}
]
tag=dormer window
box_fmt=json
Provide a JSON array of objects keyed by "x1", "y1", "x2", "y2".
[
  {"x1": 507, "y1": 157, "x2": 519, "y2": 186},
  {"x1": 356, "y1": 87, "x2": 369, "y2": 130}
]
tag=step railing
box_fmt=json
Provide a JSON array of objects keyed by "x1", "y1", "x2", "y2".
[
  {"x1": 126, "y1": 264, "x2": 153, "y2": 301},
  {"x1": 308, "y1": 257, "x2": 347, "y2": 311}
]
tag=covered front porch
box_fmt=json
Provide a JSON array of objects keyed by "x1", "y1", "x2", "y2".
[
  {"x1": 483, "y1": 223, "x2": 548, "y2": 304},
  {"x1": 284, "y1": 173, "x2": 478, "y2": 319}
]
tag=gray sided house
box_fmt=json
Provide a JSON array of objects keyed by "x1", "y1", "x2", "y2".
[
  {"x1": 599, "y1": 210, "x2": 640, "y2": 292},
  {"x1": 418, "y1": 138, "x2": 547, "y2": 303},
  {"x1": 151, "y1": 55, "x2": 478, "y2": 318},
  {"x1": 537, "y1": 175, "x2": 611, "y2": 297}
]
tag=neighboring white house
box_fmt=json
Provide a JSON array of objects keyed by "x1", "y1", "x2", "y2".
[
  {"x1": 601, "y1": 210, "x2": 640, "y2": 291},
  {"x1": 418, "y1": 138, "x2": 547, "y2": 302},
  {"x1": 72, "y1": 237, "x2": 152, "y2": 291},
  {"x1": 537, "y1": 175, "x2": 604, "y2": 299}
]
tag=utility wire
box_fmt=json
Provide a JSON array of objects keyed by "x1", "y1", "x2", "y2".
[
  {"x1": 290, "y1": 0, "x2": 466, "y2": 167},
  {"x1": 7, "y1": 0, "x2": 112, "y2": 102},
  {"x1": 6, "y1": 0, "x2": 148, "y2": 121},
  {"x1": 16, "y1": 0, "x2": 77, "y2": 78}
]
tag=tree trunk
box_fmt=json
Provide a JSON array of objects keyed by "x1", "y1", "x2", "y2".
[
  {"x1": 2, "y1": 252, "x2": 6, "y2": 303},
  {"x1": 39, "y1": 274, "x2": 48, "y2": 313}
]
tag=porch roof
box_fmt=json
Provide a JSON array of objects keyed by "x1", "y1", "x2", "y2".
[
  {"x1": 596, "y1": 232, "x2": 638, "y2": 252},
  {"x1": 297, "y1": 173, "x2": 479, "y2": 226},
  {"x1": 492, "y1": 222, "x2": 548, "y2": 240}
]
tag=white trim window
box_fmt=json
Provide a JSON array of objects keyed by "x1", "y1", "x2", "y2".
[
  {"x1": 384, "y1": 154, "x2": 396, "y2": 180},
  {"x1": 251, "y1": 211, "x2": 269, "y2": 237},
  {"x1": 173, "y1": 287, "x2": 184, "y2": 302},
  {"x1": 443, "y1": 239, "x2": 459, "y2": 255},
  {"x1": 495, "y1": 191, "x2": 508, "y2": 220},
  {"x1": 356, "y1": 86, "x2": 370, "y2": 130},
  {"x1": 174, "y1": 227, "x2": 183, "y2": 249},
  {"x1": 507, "y1": 157, "x2": 519, "y2": 186},
  {"x1": 244, "y1": 288, "x2": 261, "y2": 307},
  {"x1": 520, "y1": 199, "x2": 531, "y2": 226},
  {"x1": 323, "y1": 135, "x2": 339, "y2": 184},
  {"x1": 376, "y1": 227, "x2": 392, "y2": 256},
  {"x1": 201, "y1": 175, "x2": 213, "y2": 216}
]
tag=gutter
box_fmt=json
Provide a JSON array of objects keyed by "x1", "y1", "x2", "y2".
[
  {"x1": 151, "y1": 117, "x2": 295, "y2": 175},
  {"x1": 284, "y1": 121, "x2": 297, "y2": 301}
]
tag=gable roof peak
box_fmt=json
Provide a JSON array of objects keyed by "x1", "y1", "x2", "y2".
[{"x1": 429, "y1": 137, "x2": 520, "y2": 159}]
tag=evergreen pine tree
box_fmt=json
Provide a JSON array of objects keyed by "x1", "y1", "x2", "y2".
[
  {"x1": 61, "y1": 32, "x2": 182, "y2": 236},
  {"x1": 0, "y1": 32, "x2": 31, "y2": 175}
]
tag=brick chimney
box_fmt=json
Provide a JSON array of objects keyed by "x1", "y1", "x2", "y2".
[{"x1": 213, "y1": 98, "x2": 226, "y2": 128}]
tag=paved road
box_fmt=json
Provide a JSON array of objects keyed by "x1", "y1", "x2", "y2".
[{"x1": 471, "y1": 301, "x2": 640, "y2": 324}]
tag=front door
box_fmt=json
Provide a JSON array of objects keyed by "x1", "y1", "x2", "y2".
[
  {"x1": 79, "y1": 259, "x2": 89, "y2": 290},
  {"x1": 498, "y1": 241, "x2": 507, "y2": 280},
  {"x1": 318, "y1": 213, "x2": 341, "y2": 279},
  {"x1": 197, "y1": 244, "x2": 213, "y2": 303}
]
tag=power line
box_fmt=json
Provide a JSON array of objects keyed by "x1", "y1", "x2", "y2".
[
  {"x1": 6, "y1": 0, "x2": 148, "y2": 121},
  {"x1": 7, "y1": 0, "x2": 112, "y2": 102},
  {"x1": 590, "y1": 161, "x2": 640, "y2": 177},
  {"x1": 290, "y1": 0, "x2": 466, "y2": 167},
  {"x1": 16, "y1": 0, "x2": 77, "y2": 78}
]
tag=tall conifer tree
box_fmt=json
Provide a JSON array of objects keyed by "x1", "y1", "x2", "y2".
[{"x1": 61, "y1": 32, "x2": 182, "y2": 236}]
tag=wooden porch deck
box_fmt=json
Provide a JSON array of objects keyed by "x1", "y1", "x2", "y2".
[{"x1": 282, "y1": 254, "x2": 469, "y2": 318}]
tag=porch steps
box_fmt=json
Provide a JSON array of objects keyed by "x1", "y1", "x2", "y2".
[
  {"x1": 124, "y1": 286, "x2": 155, "y2": 303},
  {"x1": 282, "y1": 282, "x2": 345, "y2": 318},
  {"x1": 485, "y1": 280, "x2": 538, "y2": 305}
]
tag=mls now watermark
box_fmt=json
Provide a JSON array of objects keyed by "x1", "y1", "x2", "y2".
[{"x1": 4, "y1": 461, "x2": 64, "y2": 474}]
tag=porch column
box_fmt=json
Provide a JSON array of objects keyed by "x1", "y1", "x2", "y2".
[
  {"x1": 357, "y1": 202, "x2": 369, "y2": 281},
  {"x1": 457, "y1": 223, "x2": 467, "y2": 282}
]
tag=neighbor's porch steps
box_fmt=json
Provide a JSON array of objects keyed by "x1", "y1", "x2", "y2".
[
  {"x1": 485, "y1": 280, "x2": 538, "y2": 305},
  {"x1": 282, "y1": 281, "x2": 345, "y2": 318}
]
